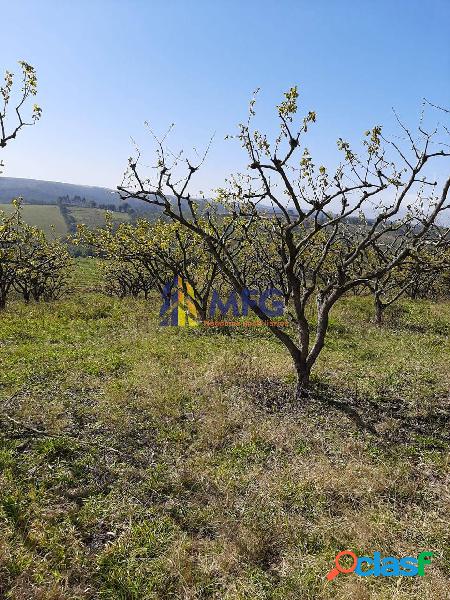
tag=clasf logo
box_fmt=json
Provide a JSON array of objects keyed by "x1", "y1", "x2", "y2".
[
  {"x1": 159, "y1": 276, "x2": 285, "y2": 327},
  {"x1": 326, "y1": 550, "x2": 433, "y2": 580}
]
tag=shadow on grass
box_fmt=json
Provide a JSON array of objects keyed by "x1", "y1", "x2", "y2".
[
  {"x1": 244, "y1": 377, "x2": 450, "y2": 447},
  {"x1": 384, "y1": 320, "x2": 450, "y2": 336}
]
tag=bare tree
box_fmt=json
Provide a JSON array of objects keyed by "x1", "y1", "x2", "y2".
[
  {"x1": 103, "y1": 260, "x2": 155, "y2": 299},
  {"x1": 119, "y1": 89, "x2": 450, "y2": 399},
  {"x1": 0, "y1": 201, "x2": 21, "y2": 309},
  {"x1": 0, "y1": 201, "x2": 71, "y2": 308},
  {"x1": 0, "y1": 61, "x2": 42, "y2": 172},
  {"x1": 76, "y1": 217, "x2": 221, "y2": 319},
  {"x1": 13, "y1": 222, "x2": 71, "y2": 302},
  {"x1": 362, "y1": 240, "x2": 450, "y2": 324},
  {"x1": 0, "y1": 61, "x2": 42, "y2": 307}
]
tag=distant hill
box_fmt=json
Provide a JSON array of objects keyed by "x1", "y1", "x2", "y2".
[
  {"x1": 0, "y1": 177, "x2": 215, "y2": 215},
  {"x1": 0, "y1": 203, "x2": 132, "y2": 239},
  {"x1": 0, "y1": 177, "x2": 162, "y2": 214},
  {"x1": 6, "y1": 176, "x2": 438, "y2": 226}
]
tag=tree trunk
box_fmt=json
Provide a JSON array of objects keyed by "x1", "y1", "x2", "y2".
[
  {"x1": 0, "y1": 285, "x2": 7, "y2": 310},
  {"x1": 293, "y1": 295, "x2": 335, "y2": 401},
  {"x1": 295, "y1": 360, "x2": 311, "y2": 400},
  {"x1": 374, "y1": 296, "x2": 383, "y2": 325}
]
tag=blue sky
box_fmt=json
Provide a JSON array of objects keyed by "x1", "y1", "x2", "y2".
[{"x1": 1, "y1": 0, "x2": 449, "y2": 193}]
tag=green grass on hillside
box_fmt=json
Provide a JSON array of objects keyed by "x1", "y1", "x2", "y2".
[
  {"x1": 68, "y1": 207, "x2": 131, "y2": 229},
  {"x1": 0, "y1": 204, "x2": 67, "y2": 238},
  {"x1": 0, "y1": 204, "x2": 131, "y2": 240},
  {"x1": 0, "y1": 260, "x2": 449, "y2": 599}
]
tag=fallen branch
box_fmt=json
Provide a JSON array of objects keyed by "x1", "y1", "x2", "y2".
[{"x1": 0, "y1": 413, "x2": 127, "y2": 457}]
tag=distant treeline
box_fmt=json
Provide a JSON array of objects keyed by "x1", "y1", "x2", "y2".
[
  {"x1": 55, "y1": 196, "x2": 138, "y2": 256},
  {"x1": 59, "y1": 203, "x2": 77, "y2": 235},
  {"x1": 57, "y1": 195, "x2": 137, "y2": 214}
]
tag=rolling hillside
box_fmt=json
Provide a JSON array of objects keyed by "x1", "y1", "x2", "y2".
[
  {"x1": 0, "y1": 176, "x2": 229, "y2": 221},
  {"x1": 0, "y1": 177, "x2": 130, "y2": 208},
  {"x1": 0, "y1": 203, "x2": 132, "y2": 239},
  {"x1": 0, "y1": 204, "x2": 67, "y2": 238},
  {"x1": 0, "y1": 177, "x2": 197, "y2": 215},
  {"x1": 68, "y1": 207, "x2": 131, "y2": 229}
]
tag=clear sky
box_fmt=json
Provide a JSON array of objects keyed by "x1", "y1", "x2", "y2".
[{"x1": 1, "y1": 0, "x2": 449, "y2": 194}]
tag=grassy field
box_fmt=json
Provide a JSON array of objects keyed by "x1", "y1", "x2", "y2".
[
  {"x1": 68, "y1": 208, "x2": 131, "y2": 229},
  {"x1": 0, "y1": 259, "x2": 449, "y2": 599},
  {"x1": 0, "y1": 204, "x2": 67, "y2": 238},
  {"x1": 0, "y1": 204, "x2": 131, "y2": 240}
]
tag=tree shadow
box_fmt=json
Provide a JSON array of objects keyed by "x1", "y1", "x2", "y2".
[
  {"x1": 244, "y1": 377, "x2": 450, "y2": 448},
  {"x1": 384, "y1": 321, "x2": 449, "y2": 336},
  {"x1": 312, "y1": 382, "x2": 450, "y2": 447},
  {"x1": 311, "y1": 384, "x2": 379, "y2": 435}
]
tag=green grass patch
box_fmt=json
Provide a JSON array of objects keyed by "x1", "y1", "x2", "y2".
[
  {"x1": 68, "y1": 207, "x2": 131, "y2": 229},
  {"x1": 0, "y1": 259, "x2": 449, "y2": 599},
  {"x1": 0, "y1": 203, "x2": 67, "y2": 238}
]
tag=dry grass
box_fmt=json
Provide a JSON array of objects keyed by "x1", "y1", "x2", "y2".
[{"x1": 0, "y1": 262, "x2": 449, "y2": 598}]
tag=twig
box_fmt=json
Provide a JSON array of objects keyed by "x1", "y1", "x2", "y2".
[{"x1": 0, "y1": 413, "x2": 127, "y2": 456}]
